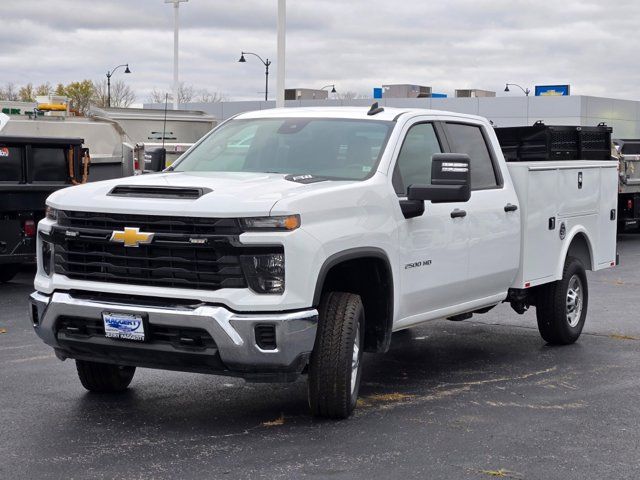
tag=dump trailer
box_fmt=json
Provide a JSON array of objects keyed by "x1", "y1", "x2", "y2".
[{"x1": 0, "y1": 135, "x2": 90, "y2": 282}]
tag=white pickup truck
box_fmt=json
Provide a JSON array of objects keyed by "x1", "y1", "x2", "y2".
[{"x1": 29, "y1": 105, "x2": 618, "y2": 418}]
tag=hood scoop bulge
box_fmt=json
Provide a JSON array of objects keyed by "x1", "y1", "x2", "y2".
[{"x1": 107, "y1": 185, "x2": 212, "y2": 199}]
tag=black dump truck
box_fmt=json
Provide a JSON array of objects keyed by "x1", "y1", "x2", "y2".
[{"x1": 0, "y1": 136, "x2": 90, "y2": 282}]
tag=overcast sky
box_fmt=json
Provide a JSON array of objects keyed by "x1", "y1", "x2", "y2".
[{"x1": 2, "y1": 0, "x2": 639, "y2": 103}]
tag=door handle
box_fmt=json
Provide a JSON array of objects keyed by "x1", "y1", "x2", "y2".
[
  {"x1": 504, "y1": 203, "x2": 518, "y2": 212},
  {"x1": 450, "y1": 209, "x2": 467, "y2": 218}
]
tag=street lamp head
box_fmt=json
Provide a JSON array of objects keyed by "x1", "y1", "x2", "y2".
[
  {"x1": 238, "y1": 53, "x2": 246, "y2": 63},
  {"x1": 124, "y1": 64, "x2": 131, "y2": 74},
  {"x1": 504, "y1": 84, "x2": 510, "y2": 92}
]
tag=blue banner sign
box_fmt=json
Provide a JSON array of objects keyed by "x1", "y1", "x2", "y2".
[{"x1": 535, "y1": 85, "x2": 571, "y2": 96}]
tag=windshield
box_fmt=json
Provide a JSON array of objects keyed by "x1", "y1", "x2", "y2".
[{"x1": 172, "y1": 118, "x2": 393, "y2": 180}]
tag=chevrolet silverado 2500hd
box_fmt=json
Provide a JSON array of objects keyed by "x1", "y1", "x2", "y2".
[{"x1": 29, "y1": 106, "x2": 618, "y2": 419}]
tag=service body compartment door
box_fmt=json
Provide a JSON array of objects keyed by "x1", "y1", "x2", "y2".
[
  {"x1": 517, "y1": 167, "x2": 560, "y2": 285},
  {"x1": 597, "y1": 164, "x2": 618, "y2": 268}
]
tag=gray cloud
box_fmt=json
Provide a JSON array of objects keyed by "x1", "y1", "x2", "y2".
[{"x1": 1, "y1": 0, "x2": 639, "y2": 102}]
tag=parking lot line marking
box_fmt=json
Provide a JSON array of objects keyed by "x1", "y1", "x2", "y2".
[
  {"x1": 0, "y1": 344, "x2": 38, "y2": 351},
  {"x1": 8, "y1": 354, "x2": 55, "y2": 364}
]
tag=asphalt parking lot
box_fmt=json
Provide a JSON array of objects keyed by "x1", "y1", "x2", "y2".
[{"x1": 1, "y1": 238, "x2": 639, "y2": 480}]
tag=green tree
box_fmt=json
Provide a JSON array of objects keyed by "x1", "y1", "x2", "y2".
[
  {"x1": 35, "y1": 83, "x2": 53, "y2": 96},
  {"x1": 18, "y1": 83, "x2": 35, "y2": 102},
  {"x1": 54, "y1": 83, "x2": 66, "y2": 96},
  {"x1": 64, "y1": 80, "x2": 95, "y2": 115}
]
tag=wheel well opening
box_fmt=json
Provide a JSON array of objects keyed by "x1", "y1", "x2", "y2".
[
  {"x1": 319, "y1": 257, "x2": 393, "y2": 353},
  {"x1": 567, "y1": 233, "x2": 592, "y2": 270}
]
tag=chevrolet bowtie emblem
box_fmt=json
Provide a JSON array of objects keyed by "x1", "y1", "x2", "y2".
[{"x1": 110, "y1": 227, "x2": 154, "y2": 247}]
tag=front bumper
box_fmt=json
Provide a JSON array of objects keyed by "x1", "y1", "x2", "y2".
[{"x1": 29, "y1": 291, "x2": 318, "y2": 382}]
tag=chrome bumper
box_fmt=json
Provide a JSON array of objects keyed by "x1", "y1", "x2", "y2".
[{"x1": 29, "y1": 291, "x2": 318, "y2": 380}]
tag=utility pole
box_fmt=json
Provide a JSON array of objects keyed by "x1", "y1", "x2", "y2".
[
  {"x1": 276, "y1": 0, "x2": 286, "y2": 108},
  {"x1": 165, "y1": 0, "x2": 188, "y2": 110}
]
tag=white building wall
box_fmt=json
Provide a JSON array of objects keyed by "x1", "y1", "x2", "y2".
[{"x1": 144, "y1": 95, "x2": 640, "y2": 138}]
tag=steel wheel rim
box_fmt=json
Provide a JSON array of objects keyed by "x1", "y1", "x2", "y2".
[
  {"x1": 566, "y1": 274, "x2": 583, "y2": 328},
  {"x1": 350, "y1": 323, "x2": 361, "y2": 395}
]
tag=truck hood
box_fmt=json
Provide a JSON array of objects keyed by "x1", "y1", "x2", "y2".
[{"x1": 47, "y1": 171, "x2": 340, "y2": 217}]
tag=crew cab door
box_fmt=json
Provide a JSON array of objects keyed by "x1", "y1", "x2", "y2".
[
  {"x1": 392, "y1": 121, "x2": 471, "y2": 322},
  {"x1": 442, "y1": 122, "x2": 520, "y2": 300}
]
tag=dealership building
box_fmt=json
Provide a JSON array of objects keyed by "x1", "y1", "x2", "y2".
[{"x1": 146, "y1": 89, "x2": 640, "y2": 139}]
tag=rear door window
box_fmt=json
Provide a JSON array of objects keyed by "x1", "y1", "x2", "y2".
[{"x1": 445, "y1": 123, "x2": 499, "y2": 190}]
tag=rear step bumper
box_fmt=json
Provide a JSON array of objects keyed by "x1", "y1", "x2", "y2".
[{"x1": 29, "y1": 291, "x2": 318, "y2": 382}]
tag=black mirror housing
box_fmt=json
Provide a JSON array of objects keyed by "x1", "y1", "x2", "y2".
[{"x1": 407, "y1": 153, "x2": 471, "y2": 203}]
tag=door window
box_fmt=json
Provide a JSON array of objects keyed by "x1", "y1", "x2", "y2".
[
  {"x1": 393, "y1": 123, "x2": 442, "y2": 194},
  {"x1": 445, "y1": 123, "x2": 499, "y2": 190}
]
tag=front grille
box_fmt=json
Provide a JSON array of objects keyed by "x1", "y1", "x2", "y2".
[
  {"x1": 58, "y1": 210, "x2": 242, "y2": 236},
  {"x1": 49, "y1": 211, "x2": 282, "y2": 291}
]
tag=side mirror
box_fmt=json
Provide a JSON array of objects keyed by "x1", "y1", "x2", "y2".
[
  {"x1": 407, "y1": 153, "x2": 471, "y2": 204},
  {"x1": 143, "y1": 147, "x2": 167, "y2": 173}
]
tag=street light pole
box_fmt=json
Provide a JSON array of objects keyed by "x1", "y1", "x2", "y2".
[
  {"x1": 276, "y1": 0, "x2": 286, "y2": 108},
  {"x1": 105, "y1": 64, "x2": 131, "y2": 108},
  {"x1": 504, "y1": 83, "x2": 531, "y2": 96},
  {"x1": 165, "y1": 0, "x2": 188, "y2": 110},
  {"x1": 239, "y1": 52, "x2": 272, "y2": 101}
]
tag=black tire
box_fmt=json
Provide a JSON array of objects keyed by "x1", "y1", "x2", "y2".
[
  {"x1": 536, "y1": 256, "x2": 588, "y2": 345},
  {"x1": 308, "y1": 292, "x2": 365, "y2": 419},
  {"x1": 75, "y1": 360, "x2": 136, "y2": 393},
  {"x1": 0, "y1": 264, "x2": 21, "y2": 283}
]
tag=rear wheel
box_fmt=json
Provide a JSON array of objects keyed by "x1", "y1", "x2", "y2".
[
  {"x1": 536, "y1": 256, "x2": 588, "y2": 345},
  {"x1": 75, "y1": 360, "x2": 136, "y2": 393},
  {"x1": 0, "y1": 264, "x2": 21, "y2": 283},
  {"x1": 308, "y1": 292, "x2": 365, "y2": 419}
]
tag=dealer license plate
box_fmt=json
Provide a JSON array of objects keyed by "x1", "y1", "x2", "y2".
[{"x1": 102, "y1": 312, "x2": 146, "y2": 341}]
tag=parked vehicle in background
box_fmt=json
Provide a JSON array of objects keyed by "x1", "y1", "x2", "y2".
[
  {"x1": 613, "y1": 139, "x2": 640, "y2": 232},
  {"x1": 0, "y1": 102, "x2": 216, "y2": 178},
  {"x1": 30, "y1": 106, "x2": 618, "y2": 418},
  {"x1": 0, "y1": 135, "x2": 89, "y2": 282}
]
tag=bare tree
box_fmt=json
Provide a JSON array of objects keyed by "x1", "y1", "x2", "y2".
[
  {"x1": 177, "y1": 82, "x2": 195, "y2": 104},
  {"x1": 337, "y1": 91, "x2": 364, "y2": 101},
  {"x1": 0, "y1": 83, "x2": 19, "y2": 101},
  {"x1": 196, "y1": 88, "x2": 227, "y2": 103},
  {"x1": 147, "y1": 82, "x2": 202, "y2": 105},
  {"x1": 92, "y1": 79, "x2": 136, "y2": 108}
]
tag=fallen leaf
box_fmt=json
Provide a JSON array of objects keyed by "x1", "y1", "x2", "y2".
[
  {"x1": 0, "y1": 328, "x2": 7, "y2": 334},
  {"x1": 609, "y1": 334, "x2": 638, "y2": 341},
  {"x1": 480, "y1": 469, "x2": 522, "y2": 478},
  {"x1": 262, "y1": 414, "x2": 285, "y2": 427}
]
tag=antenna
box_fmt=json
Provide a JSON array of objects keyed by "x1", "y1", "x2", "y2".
[
  {"x1": 162, "y1": 93, "x2": 169, "y2": 149},
  {"x1": 367, "y1": 102, "x2": 384, "y2": 116}
]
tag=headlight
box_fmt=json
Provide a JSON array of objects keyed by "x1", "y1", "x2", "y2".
[
  {"x1": 241, "y1": 253, "x2": 285, "y2": 294},
  {"x1": 45, "y1": 206, "x2": 58, "y2": 221},
  {"x1": 241, "y1": 215, "x2": 300, "y2": 231}
]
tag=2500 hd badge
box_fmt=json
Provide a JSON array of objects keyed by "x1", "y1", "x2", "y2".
[{"x1": 405, "y1": 260, "x2": 432, "y2": 269}]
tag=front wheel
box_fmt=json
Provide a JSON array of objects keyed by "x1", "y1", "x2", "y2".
[
  {"x1": 308, "y1": 292, "x2": 365, "y2": 419},
  {"x1": 76, "y1": 360, "x2": 136, "y2": 393},
  {"x1": 536, "y1": 256, "x2": 588, "y2": 345}
]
